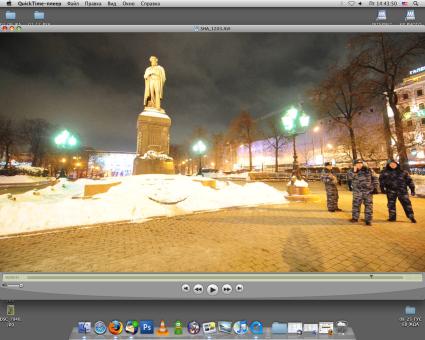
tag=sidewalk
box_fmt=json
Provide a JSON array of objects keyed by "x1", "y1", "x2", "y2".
[{"x1": 0, "y1": 183, "x2": 423, "y2": 272}]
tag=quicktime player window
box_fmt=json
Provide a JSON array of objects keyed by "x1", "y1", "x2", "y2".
[{"x1": 0, "y1": 1, "x2": 424, "y2": 340}]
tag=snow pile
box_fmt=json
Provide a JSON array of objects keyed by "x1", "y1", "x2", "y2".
[
  {"x1": 15, "y1": 165, "x2": 45, "y2": 176},
  {"x1": 0, "y1": 175, "x2": 54, "y2": 185},
  {"x1": 287, "y1": 179, "x2": 309, "y2": 187},
  {"x1": 0, "y1": 175, "x2": 287, "y2": 236},
  {"x1": 141, "y1": 150, "x2": 173, "y2": 161}
]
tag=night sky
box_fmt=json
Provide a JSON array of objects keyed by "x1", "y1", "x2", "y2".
[{"x1": 0, "y1": 33, "x2": 351, "y2": 151}]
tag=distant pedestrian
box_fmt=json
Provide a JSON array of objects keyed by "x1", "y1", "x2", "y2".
[
  {"x1": 321, "y1": 162, "x2": 342, "y2": 212},
  {"x1": 350, "y1": 159, "x2": 379, "y2": 226},
  {"x1": 379, "y1": 159, "x2": 417, "y2": 223},
  {"x1": 346, "y1": 168, "x2": 354, "y2": 191}
]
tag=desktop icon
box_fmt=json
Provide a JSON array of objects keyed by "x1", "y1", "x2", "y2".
[
  {"x1": 140, "y1": 320, "x2": 154, "y2": 334},
  {"x1": 6, "y1": 304, "x2": 15, "y2": 316},
  {"x1": 303, "y1": 323, "x2": 318, "y2": 335},
  {"x1": 2, "y1": 26, "x2": 7, "y2": 32},
  {"x1": 34, "y1": 11, "x2": 45, "y2": 20},
  {"x1": 250, "y1": 321, "x2": 263, "y2": 335},
  {"x1": 336, "y1": 321, "x2": 348, "y2": 334},
  {"x1": 218, "y1": 321, "x2": 232, "y2": 334},
  {"x1": 376, "y1": 10, "x2": 387, "y2": 21},
  {"x1": 16, "y1": 26, "x2": 21, "y2": 32},
  {"x1": 202, "y1": 321, "x2": 217, "y2": 334},
  {"x1": 174, "y1": 320, "x2": 183, "y2": 335},
  {"x1": 94, "y1": 321, "x2": 107, "y2": 335},
  {"x1": 233, "y1": 320, "x2": 248, "y2": 335},
  {"x1": 271, "y1": 322, "x2": 288, "y2": 334},
  {"x1": 288, "y1": 322, "x2": 303, "y2": 334},
  {"x1": 402, "y1": 1, "x2": 408, "y2": 5},
  {"x1": 405, "y1": 305, "x2": 416, "y2": 315},
  {"x1": 7, "y1": 1, "x2": 12, "y2": 6},
  {"x1": 5, "y1": 11, "x2": 16, "y2": 20},
  {"x1": 108, "y1": 320, "x2": 123, "y2": 335},
  {"x1": 319, "y1": 322, "x2": 334, "y2": 335},
  {"x1": 78, "y1": 321, "x2": 92, "y2": 334},
  {"x1": 9, "y1": 26, "x2": 14, "y2": 32},
  {"x1": 125, "y1": 320, "x2": 139, "y2": 335},
  {"x1": 406, "y1": 10, "x2": 415, "y2": 21},
  {"x1": 157, "y1": 320, "x2": 169, "y2": 336},
  {"x1": 187, "y1": 321, "x2": 201, "y2": 335}
]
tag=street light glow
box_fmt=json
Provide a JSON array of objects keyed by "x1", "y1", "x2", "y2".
[
  {"x1": 54, "y1": 129, "x2": 79, "y2": 148},
  {"x1": 313, "y1": 126, "x2": 320, "y2": 133},
  {"x1": 287, "y1": 107, "x2": 298, "y2": 119},
  {"x1": 193, "y1": 140, "x2": 207, "y2": 154},
  {"x1": 300, "y1": 114, "x2": 310, "y2": 128},
  {"x1": 282, "y1": 115, "x2": 294, "y2": 131}
]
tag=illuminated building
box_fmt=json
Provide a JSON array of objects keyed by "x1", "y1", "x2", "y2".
[{"x1": 391, "y1": 66, "x2": 425, "y2": 163}]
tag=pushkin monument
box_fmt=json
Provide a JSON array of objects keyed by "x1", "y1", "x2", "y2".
[{"x1": 133, "y1": 56, "x2": 175, "y2": 175}]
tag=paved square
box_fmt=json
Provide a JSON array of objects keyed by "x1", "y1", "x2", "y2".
[{"x1": 0, "y1": 182, "x2": 423, "y2": 272}]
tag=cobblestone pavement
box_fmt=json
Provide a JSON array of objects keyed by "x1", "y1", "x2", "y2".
[{"x1": 0, "y1": 183, "x2": 424, "y2": 272}]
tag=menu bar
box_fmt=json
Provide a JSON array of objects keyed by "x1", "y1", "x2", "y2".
[{"x1": 0, "y1": 0, "x2": 424, "y2": 8}]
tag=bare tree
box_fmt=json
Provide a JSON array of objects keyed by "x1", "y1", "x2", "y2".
[
  {"x1": 211, "y1": 133, "x2": 225, "y2": 171},
  {"x1": 311, "y1": 61, "x2": 374, "y2": 161},
  {"x1": 0, "y1": 117, "x2": 18, "y2": 169},
  {"x1": 262, "y1": 116, "x2": 288, "y2": 172},
  {"x1": 352, "y1": 33, "x2": 425, "y2": 170},
  {"x1": 228, "y1": 111, "x2": 258, "y2": 171},
  {"x1": 20, "y1": 118, "x2": 52, "y2": 167}
]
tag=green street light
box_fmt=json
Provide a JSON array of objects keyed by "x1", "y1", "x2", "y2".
[
  {"x1": 281, "y1": 106, "x2": 310, "y2": 180},
  {"x1": 192, "y1": 140, "x2": 207, "y2": 176},
  {"x1": 54, "y1": 129, "x2": 79, "y2": 149}
]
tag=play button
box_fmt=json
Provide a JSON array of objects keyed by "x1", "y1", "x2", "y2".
[{"x1": 207, "y1": 284, "x2": 218, "y2": 296}]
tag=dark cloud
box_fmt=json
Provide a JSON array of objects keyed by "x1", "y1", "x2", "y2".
[{"x1": 0, "y1": 33, "x2": 351, "y2": 151}]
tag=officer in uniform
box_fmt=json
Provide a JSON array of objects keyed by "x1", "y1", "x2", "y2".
[
  {"x1": 379, "y1": 159, "x2": 416, "y2": 223},
  {"x1": 321, "y1": 162, "x2": 342, "y2": 212},
  {"x1": 350, "y1": 159, "x2": 379, "y2": 226}
]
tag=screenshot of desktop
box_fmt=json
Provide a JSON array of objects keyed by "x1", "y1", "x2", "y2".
[{"x1": 0, "y1": 0, "x2": 424, "y2": 339}]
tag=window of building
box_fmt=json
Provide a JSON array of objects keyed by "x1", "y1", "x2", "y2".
[
  {"x1": 405, "y1": 106, "x2": 410, "y2": 113},
  {"x1": 406, "y1": 120, "x2": 413, "y2": 127},
  {"x1": 417, "y1": 89, "x2": 423, "y2": 97},
  {"x1": 422, "y1": 118, "x2": 425, "y2": 125},
  {"x1": 419, "y1": 103, "x2": 425, "y2": 110},
  {"x1": 402, "y1": 93, "x2": 409, "y2": 100}
]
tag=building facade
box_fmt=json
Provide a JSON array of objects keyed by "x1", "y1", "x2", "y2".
[{"x1": 390, "y1": 65, "x2": 425, "y2": 163}]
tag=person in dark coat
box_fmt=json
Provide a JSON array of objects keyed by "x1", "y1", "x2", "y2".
[
  {"x1": 350, "y1": 159, "x2": 379, "y2": 226},
  {"x1": 321, "y1": 162, "x2": 342, "y2": 212},
  {"x1": 346, "y1": 168, "x2": 354, "y2": 191},
  {"x1": 379, "y1": 159, "x2": 416, "y2": 223}
]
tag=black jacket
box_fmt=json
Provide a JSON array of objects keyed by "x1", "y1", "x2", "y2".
[{"x1": 379, "y1": 162, "x2": 415, "y2": 194}]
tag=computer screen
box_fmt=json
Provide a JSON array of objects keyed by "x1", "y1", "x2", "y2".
[{"x1": 0, "y1": 1, "x2": 424, "y2": 340}]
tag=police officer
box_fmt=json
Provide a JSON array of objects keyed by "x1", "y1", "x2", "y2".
[
  {"x1": 350, "y1": 159, "x2": 379, "y2": 226},
  {"x1": 346, "y1": 168, "x2": 354, "y2": 191},
  {"x1": 321, "y1": 162, "x2": 342, "y2": 212},
  {"x1": 379, "y1": 159, "x2": 416, "y2": 223}
]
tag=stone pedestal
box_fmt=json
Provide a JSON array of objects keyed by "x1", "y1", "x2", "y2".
[{"x1": 133, "y1": 109, "x2": 175, "y2": 175}]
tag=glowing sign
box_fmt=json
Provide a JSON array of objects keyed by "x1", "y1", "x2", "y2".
[{"x1": 409, "y1": 66, "x2": 425, "y2": 75}]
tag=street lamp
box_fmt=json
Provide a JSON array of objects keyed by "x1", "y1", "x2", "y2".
[
  {"x1": 192, "y1": 140, "x2": 207, "y2": 176},
  {"x1": 281, "y1": 106, "x2": 311, "y2": 180},
  {"x1": 54, "y1": 129, "x2": 79, "y2": 149},
  {"x1": 54, "y1": 129, "x2": 79, "y2": 178}
]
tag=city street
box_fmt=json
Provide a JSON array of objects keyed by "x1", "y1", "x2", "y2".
[{"x1": 0, "y1": 182, "x2": 423, "y2": 272}]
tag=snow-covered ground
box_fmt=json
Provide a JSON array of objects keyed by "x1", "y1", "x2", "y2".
[
  {"x1": 0, "y1": 175, "x2": 55, "y2": 185},
  {"x1": 0, "y1": 175, "x2": 287, "y2": 236}
]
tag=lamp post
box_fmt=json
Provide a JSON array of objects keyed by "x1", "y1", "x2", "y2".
[
  {"x1": 281, "y1": 107, "x2": 310, "y2": 180},
  {"x1": 54, "y1": 129, "x2": 79, "y2": 178},
  {"x1": 192, "y1": 140, "x2": 207, "y2": 176}
]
